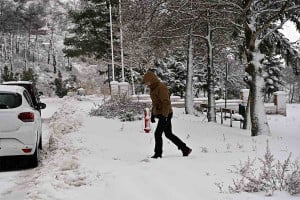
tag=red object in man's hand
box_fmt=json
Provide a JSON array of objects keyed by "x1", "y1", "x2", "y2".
[{"x1": 144, "y1": 108, "x2": 151, "y2": 133}]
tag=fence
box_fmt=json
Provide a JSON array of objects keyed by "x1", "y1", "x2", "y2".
[{"x1": 130, "y1": 89, "x2": 287, "y2": 116}]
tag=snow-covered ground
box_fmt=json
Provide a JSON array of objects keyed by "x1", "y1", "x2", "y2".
[{"x1": 0, "y1": 96, "x2": 300, "y2": 200}]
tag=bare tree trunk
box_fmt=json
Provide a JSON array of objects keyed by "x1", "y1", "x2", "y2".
[
  {"x1": 289, "y1": 83, "x2": 294, "y2": 103},
  {"x1": 68, "y1": 57, "x2": 72, "y2": 71},
  {"x1": 48, "y1": 30, "x2": 54, "y2": 64},
  {"x1": 25, "y1": 21, "x2": 32, "y2": 70},
  {"x1": 244, "y1": 34, "x2": 271, "y2": 136},
  {"x1": 4, "y1": 36, "x2": 7, "y2": 60},
  {"x1": 37, "y1": 41, "x2": 40, "y2": 67},
  {"x1": 1, "y1": 44, "x2": 3, "y2": 60},
  {"x1": 16, "y1": 35, "x2": 20, "y2": 55},
  {"x1": 206, "y1": 23, "x2": 216, "y2": 122},
  {"x1": 1, "y1": 34, "x2": 3, "y2": 59},
  {"x1": 33, "y1": 35, "x2": 38, "y2": 64},
  {"x1": 24, "y1": 39, "x2": 28, "y2": 70},
  {"x1": 53, "y1": 50, "x2": 57, "y2": 74},
  {"x1": 295, "y1": 75, "x2": 300, "y2": 103},
  {"x1": 51, "y1": 29, "x2": 57, "y2": 74},
  {"x1": 248, "y1": 71, "x2": 270, "y2": 136},
  {"x1": 9, "y1": 33, "x2": 13, "y2": 71},
  {"x1": 185, "y1": 26, "x2": 194, "y2": 114},
  {"x1": 243, "y1": 94, "x2": 251, "y2": 129}
]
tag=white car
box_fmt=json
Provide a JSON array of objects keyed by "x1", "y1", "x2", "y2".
[{"x1": 0, "y1": 85, "x2": 45, "y2": 167}]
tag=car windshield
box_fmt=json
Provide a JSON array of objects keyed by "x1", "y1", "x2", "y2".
[{"x1": 0, "y1": 93, "x2": 22, "y2": 109}]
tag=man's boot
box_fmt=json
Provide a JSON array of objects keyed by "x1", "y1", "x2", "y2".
[
  {"x1": 151, "y1": 153, "x2": 162, "y2": 159},
  {"x1": 181, "y1": 147, "x2": 192, "y2": 157}
]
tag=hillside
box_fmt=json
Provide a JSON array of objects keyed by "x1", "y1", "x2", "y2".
[{"x1": 0, "y1": 0, "x2": 107, "y2": 96}]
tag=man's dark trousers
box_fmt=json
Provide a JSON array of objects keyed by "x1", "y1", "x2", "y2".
[{"x1": 154, "y1": 112, "x2": 186, "y2": 155}]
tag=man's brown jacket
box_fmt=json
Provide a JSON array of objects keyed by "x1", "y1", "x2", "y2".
[{"x1": 143, "y1": 71, "x2": 172, "y2": 118}]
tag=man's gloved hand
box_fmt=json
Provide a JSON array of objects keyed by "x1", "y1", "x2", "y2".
[{"x1": 151, "y1": 115, "x2": 156, "y2": 123}]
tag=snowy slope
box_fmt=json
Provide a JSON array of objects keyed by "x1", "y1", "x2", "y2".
[{"x1": 0, "y1": 96, "x2": 300, "y2": 200}]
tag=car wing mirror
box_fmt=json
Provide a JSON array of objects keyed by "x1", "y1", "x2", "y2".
[{"x1": 39, "y1": 103, "x2": 46, "y2": 109}]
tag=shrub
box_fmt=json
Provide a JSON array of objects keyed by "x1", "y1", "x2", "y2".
[
  {"x1": 228, "y1": 141, "x2": 300, "y2": 196},
  {"x1": 21, "y1": 68, "x2": 38, "y2": 84},
  {"x1": 54, "y1": 70, "x2": 67, "y2": 98},
  {"x1": 90, "y1": 95, "x2": 149, "y2": 121},
  {"x1": 1, "y1": 66, "x2": 16, "y2": 81}
]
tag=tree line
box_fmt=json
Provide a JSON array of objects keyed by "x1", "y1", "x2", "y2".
[
  {"x1": 64, "y1": 0, "x2": 300, "y2": 136},
  {"x1": 0, "y1": 0, "x2": 73, "y2": 78},
  {"x1": 0, "y1": 0, "x2": 78, "y2": 97},
  {"x1": 1, "y1": 0, "x2": 299, "y2": 137}
]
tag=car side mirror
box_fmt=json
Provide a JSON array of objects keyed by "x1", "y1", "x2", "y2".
[{"x1": 38, "y1": 103, "x2": 46, "y2": 109}]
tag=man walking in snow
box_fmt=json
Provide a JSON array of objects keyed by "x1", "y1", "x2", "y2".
[{"x1": 143, "y1": 71, "x2": 192, "y2": 158}]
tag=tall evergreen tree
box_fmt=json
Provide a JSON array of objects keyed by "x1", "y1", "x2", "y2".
[
  {"x1": 54, "y1": 70, "x2": 67, "y2": 98},
  {"x1": 153, "y1": 54, "x2": 187, "y2": 98},
  {"x1": 1, "y1": 66, "x2": 16, "y2": 81},
  {"x1": 63, "y1": 0, "x2": 118, "y2": 59}
]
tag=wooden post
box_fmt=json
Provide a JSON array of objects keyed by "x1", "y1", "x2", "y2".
[
  {"x1": 221, "y1": 108, "x2": 223, "y2": 124},
  {"x1": 230, "y1": 111, "x2": 232, "y2": 127}
]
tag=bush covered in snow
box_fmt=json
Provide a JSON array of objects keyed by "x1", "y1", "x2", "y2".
[
  {"x1": 228, "y1": 141, "x2": 300, "y2": 196},
  {"x1": 89, "y1": 95, "x2": 150, "y2": 121}
]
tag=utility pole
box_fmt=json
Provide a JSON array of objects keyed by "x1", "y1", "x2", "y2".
[
  {"x1": 109, "y1": 3, "x2": 115, "y2": 81},
  {"x1": 225, "y1": 61, "x2": 228, "y2": 109},
  {"x1": 119, "y1": 0, "x2": 125, "y2": 82},
  {"x1": 117, "y1": 0, "x2": 130, "y2": 96}
]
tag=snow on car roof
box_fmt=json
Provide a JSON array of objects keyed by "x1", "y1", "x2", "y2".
[
  {"x1": 2, "y1": 81, "x2": 33, "y2": 85},
  {"x1": 0, "y1": 85, "x2": 26, "y2": 93}
]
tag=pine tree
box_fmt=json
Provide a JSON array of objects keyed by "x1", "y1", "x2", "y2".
[
  {"x1": 1, "y1": 66, "x2": 15, "y2": 81},
  {"x1": 263, "y1": 53, "x2": 285, "y2": 101},
  {"x1": 54, "y1": 70, "x2": 67, "y2": 98},
  {"x1": 63, "y1": 0, "x2": 118, "y2": 59},
  {"x1": 153, "y1": 54, "x2": 186, "y2": 98},
  {"x1": 21, "y1": 68, "x2": 38, "y2": 84},
  {"x1": 1, "y1": 66, "x2": 10, "y2": 82}
]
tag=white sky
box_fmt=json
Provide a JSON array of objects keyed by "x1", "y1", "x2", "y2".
[{"x1": 280, "y1": 21, "x2": 300, "y2": 43}]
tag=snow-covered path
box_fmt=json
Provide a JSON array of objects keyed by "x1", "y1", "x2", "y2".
[{"x1": 1, "y1": 97, "x2": 300, "y2": 200}]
